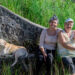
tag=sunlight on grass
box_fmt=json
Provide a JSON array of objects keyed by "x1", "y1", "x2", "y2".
[{"x1": 0, "y1": 0, "x2": 75, "y2": 29}]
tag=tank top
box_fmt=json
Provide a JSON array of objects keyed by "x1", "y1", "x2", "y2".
[
  {"x1": 39, "y1": 28, "x2": 62, "y2": 50},
  {"x1": 58, "y1": 30, "x2": 75, "y2": 57}
]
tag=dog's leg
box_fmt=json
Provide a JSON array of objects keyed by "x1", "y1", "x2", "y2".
[
  {"x1": 11, "y1": 60, "x2": 17, "y2": 67},
  {"x1": 21, "y1": 59, "x2": 28, "y2": 72},
  {"x1": 11, "y1": 54, "x2": 18, "y2": 67}
]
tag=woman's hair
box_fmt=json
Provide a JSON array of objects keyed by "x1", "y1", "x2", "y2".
[{"x1": 49, "y1": 15, "x2": 59, "y2": 23}]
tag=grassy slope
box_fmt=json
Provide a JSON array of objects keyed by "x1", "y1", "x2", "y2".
[{"x1": 0, "y1": 0, "x2": 75, "y2": 29}]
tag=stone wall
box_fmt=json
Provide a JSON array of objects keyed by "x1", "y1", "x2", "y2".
[{"x1": 0, "y1": 5, "x2": 46, "y2": 52}]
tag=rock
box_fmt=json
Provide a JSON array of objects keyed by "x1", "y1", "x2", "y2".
[
  {"x1": 0, "y1": 5, "x2": 46, "y2": 52},
  {"x1": 0, "y1": 5, "x2": 46, "y2": 74}
]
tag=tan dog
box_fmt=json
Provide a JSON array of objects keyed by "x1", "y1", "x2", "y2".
[{"x1": 0, "y1": 39, "x2": 28, "y2": 67}]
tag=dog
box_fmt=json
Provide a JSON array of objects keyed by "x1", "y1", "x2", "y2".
[{"x1": 0, "y1": 39, "x2": 28, "y2": 68}]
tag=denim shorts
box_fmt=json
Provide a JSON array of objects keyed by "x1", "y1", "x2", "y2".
[{"x1": 62, "y1": 57, "x2": 75, "y2": 74}]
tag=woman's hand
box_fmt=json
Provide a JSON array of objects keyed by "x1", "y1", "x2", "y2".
[
  {"x1": 43, "y1": 52, "x2": 47, "y2": 62},
  {"x1": 40, "y1": 47, "x2": 47, "y2": 62}
]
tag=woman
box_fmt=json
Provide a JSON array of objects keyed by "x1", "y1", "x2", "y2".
[
  {"x1": 58, "y1": 18, "x2": 75, "y2": 75},
  {"x1": 36, "y1": 15, "x2": 62, "y2": 75}
]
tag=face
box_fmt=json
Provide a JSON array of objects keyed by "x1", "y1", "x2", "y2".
[
  {"x1": 0, "y1": 39, "x2": 6, "y2": 46},
  {"x1": 49, "y1": 20, "x2": 58, "y2": 28},
  {"x1": 64, "y1": 21, "x2": 74, "y2": 31}
]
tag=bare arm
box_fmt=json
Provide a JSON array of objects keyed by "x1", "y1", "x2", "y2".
[
  {"x1": 39, "y1": 29, "x2": 46, "y2": 54},
  {"x1": 40, "y1": 47, "x2": 47, "y2": 55},
  {"x1": 39, "y1": 29, "x2": 47, "y2": 61},
  {"x1": 72, "y1": 30, "x2": 75, "y2": 40},
  {"x1": 58, "y1": 31, "x2": 75, "y2": 50}
]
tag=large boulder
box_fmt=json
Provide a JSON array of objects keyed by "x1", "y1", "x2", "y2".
[{"x1": 0, "y1": 5, "x2": 46, "y2": 52}]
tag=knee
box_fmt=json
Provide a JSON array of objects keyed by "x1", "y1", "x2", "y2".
[
  {"x1": 47, "y1": 53, "x2": 54, "y2": 63},
  {"x1": 69, "y1": 63, "x2": 75, "y2": 74},
  {"x1": 37, "y1": 55, "x2": 43, "y2": 62},
  {"x1": 62, "y1": 57, "x2": 75, "y2": 74}
]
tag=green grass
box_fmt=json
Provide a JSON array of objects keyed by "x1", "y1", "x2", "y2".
[
  {"x1": 1, "y1": 62, "x2": 28, "y2": 75},
  {"x1": 2, "y1": 63, "x2": 11, "y2": 75},
  {"x1": 1, "y1": 60, "x2": 70, "y2": 75},
  {"x1": 0, "y1": 0, "x2": 75, "y2": 29}
]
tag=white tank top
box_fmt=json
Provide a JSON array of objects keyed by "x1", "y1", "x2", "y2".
[
  {"x1": 39, "y1": 28, "x2": 62, "y2": 50},
  {"x1": 44, "y1": 30, "x2": 57, "y2": 50},
  {"x1": 58, "y1": 30, "x2": 75, "y2": 57}
]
